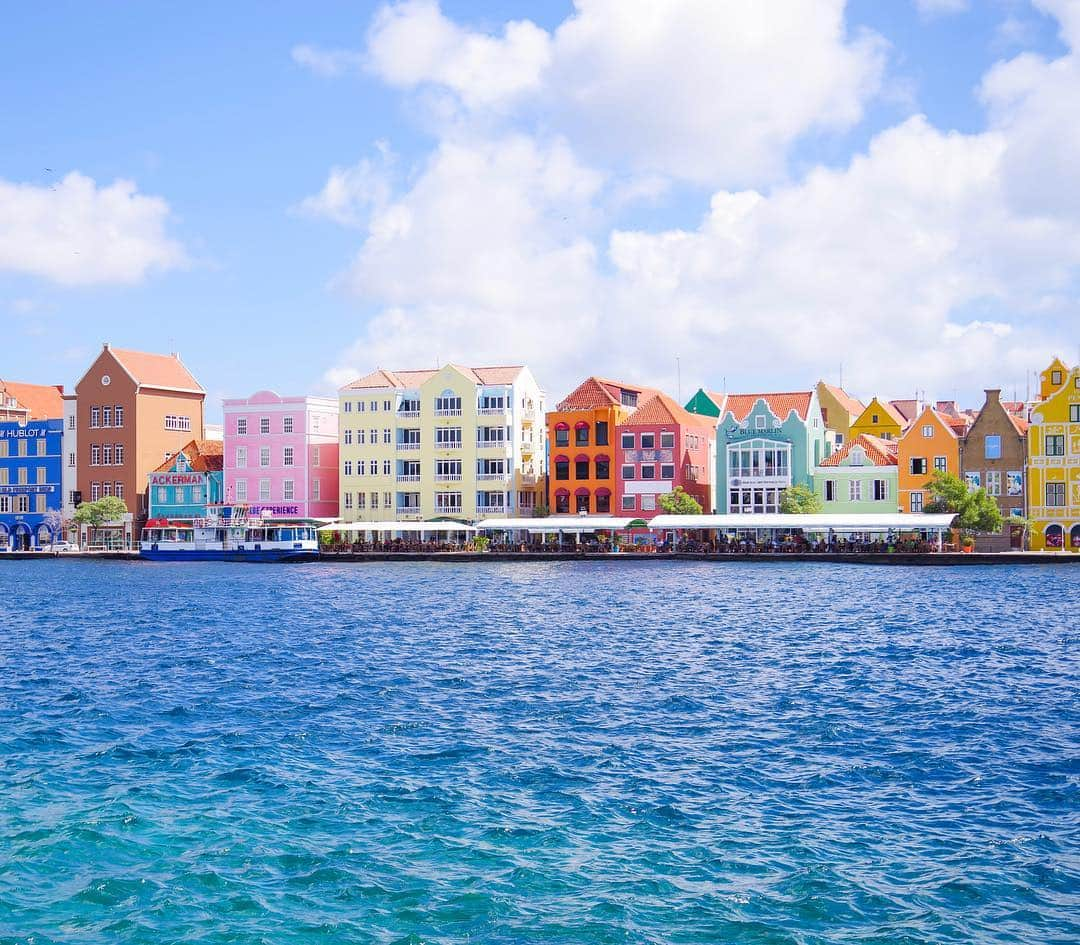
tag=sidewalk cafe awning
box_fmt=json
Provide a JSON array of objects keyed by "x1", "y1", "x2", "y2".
[
  {"x1": 648, "y1": 513, "x2": 956, "y2": 532},
  {"x1": 317, "y1": 521, "x2": 476, "y2": 533},
  {"x1": 475, "y1": 516, "x2": 643, "y2": 533}
]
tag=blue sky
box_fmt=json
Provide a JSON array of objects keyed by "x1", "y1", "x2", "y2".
[{"x1": 2, "y1": 1, "x2": 1077, "y2": 419}]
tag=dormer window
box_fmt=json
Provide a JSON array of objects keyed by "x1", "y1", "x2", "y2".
[
  {"x1": 849, "y1": 447, "x2": 865, "y2": 466},
  {"x1": 1051, "y1": 370, "x2": 1062, "y2": 385},
  {"x1": 620, "y1": 390, "x2": 638, "y2": 408}
]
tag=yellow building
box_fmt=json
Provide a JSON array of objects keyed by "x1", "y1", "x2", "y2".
[
  {"x1": 849, "y1": 397, "x2": 907, "y2": 441},
  {"x1": 815, "y1": 381, "x2": 865, "y2": 445},
  {"x1": 1027, "y1": 363, "x2": 1080, "y2": 551},
  {"x1": 338, "y1": 364, "x2": 545, "y2": 522},
  {"x1": 1038, "y1": 356, "x2": 1071, "y2": 401}
]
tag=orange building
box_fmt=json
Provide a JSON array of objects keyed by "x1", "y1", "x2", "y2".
[
  {"x1": 897, "y1": 405, "x2": 960, "y2": 513},
  {"x1": 75, "y1": 344, "x2": 206, "y2": 542},
  {"x1": 546, "y1": 377, "x2": 657, "y2": 515}
]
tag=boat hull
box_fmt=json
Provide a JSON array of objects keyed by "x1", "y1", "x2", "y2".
[{"x1": 139, "y1": 546, "x2": 319, "y2": 563}]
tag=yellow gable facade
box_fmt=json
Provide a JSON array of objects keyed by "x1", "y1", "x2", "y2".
[
  {"x1": 849, "y1": 397, "x2": 904, "y2": 441},
  {"x1": 1038, "y1": 356, "x2": 1070, "y2": 401},
  {"x1": 1027, "y1": 365, "x2": 1080, "y2": 551}
]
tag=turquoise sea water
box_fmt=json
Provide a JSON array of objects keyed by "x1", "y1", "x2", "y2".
[{"x1": 0, "y1": 560, "x2": 1077, "y2": 944}]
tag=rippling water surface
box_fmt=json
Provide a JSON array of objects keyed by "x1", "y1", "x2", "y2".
[{"x1": 1, "y1": 559, "x2": 1077, "y2": 944}]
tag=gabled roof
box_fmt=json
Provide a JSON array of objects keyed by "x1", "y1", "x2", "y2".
[
  {"x1": 153, "y1": 439, "x2": 224, "y2": 473},
  {"x1": 721, "y1": 391, "x2": 813, "y2": 423},
  {"x1": 857, "y1": 397, "x2": 908, "y2": 429},
  {"x1": 622, "y1": 392, "x2": 716, "y2": 429},
  {"x1": 341, "y1": 365, "x2": 524, "y2": 391},
  {"x1": 903, "y1": 406, "x2": 958, "y2": 440},
  {"x1": 819, "y1": 382, "x2": 865, "y2": 420},
  {"x1": 0, "y1": 379, "x2": 64, "y2": 419},
  {"x1": 556, "y1": 376, "x2": 659, "y2": 411},
  {"x1": 107, "y1": 347, "x2": 204, "y2": 393},
  {"x1": 1007, "y1": 414, "x2": 1030, "y2": 436},
  {"x1": 819, "y1": 433, "x2": 898, "y2": 467}
]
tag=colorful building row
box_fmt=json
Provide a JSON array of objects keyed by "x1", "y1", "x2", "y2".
[{"x1": 4, "y1": 349, "x2": 1080, "y2": 552}]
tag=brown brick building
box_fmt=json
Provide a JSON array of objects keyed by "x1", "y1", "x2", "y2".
[
  {"x1": 75, "y1": 345, "x2": 205, "y2": 540},
  {"x1": 959, "y1": 388, "x2": 1029, "y2": 550}
]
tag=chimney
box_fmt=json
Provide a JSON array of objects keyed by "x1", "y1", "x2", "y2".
[
  {"x1": 984, "y1": 388, "x2": 1001, "y2": 404},
  {"x1": 103, "y1": 342, "x2": 110, "y2": 350}
]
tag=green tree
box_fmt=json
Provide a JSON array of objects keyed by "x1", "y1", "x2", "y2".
[
  {"x1": 658, "y1": 486, "x2": 703, "y2": 515},
  {"x1": 779, "y1": 484, "x2": 823, "y2": 514},
  {"x1": 925, "y1": 470, "x2": 1003, "y2": 535},
  {"x1": 72, "y1": 496, "x2": 128, "y2": 528}
]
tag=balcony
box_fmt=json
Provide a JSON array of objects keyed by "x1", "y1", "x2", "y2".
[
  {"x1": 435, "y1": 473, "x2": 463, "y2": 482},
  {"x1": 476, "y1": 440, "x2": 509, "y2": 451},
  {"x1": 396, "y1": 474, "x2": 420, "y2": 483},
  {"x1": 397, "y1": 410, "x2": 420, "y2": 420},
  {"x1": 395, "y1": 509, "x2": 422, "y2": 520},
  {"x1": 478, "y1": 406, "x2": 509, "y2": 416},
  {"x1": 434, "y1": 408, "x2": 462, "y2": 418},
  {"x1": 435, "y1": 441, "x2": 462, "y2": 450},
  {"x1": 477, "y1": 505, "x2": 507, "y2": 515},
  {"x1": 477, "y1": 472, "x2": 509, "y2": 481},
  {"x1": 435, "y1": 506, "x2": 463, "y2": 515},
  {"x1": 396, "y1": 442, "x2": 421, "y2": 451}
]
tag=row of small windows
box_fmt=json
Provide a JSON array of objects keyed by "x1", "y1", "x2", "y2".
[
  {"x1": 235, "y1": 416, "x2": 318, "y2": 435},
  {"x1": 341, "y1": 395, "x2": 514, "y2": 414},
  {"x1": 90, "y1": 444, "x2": 125, "y2": 466},
  {"x1": 0, "y1": 466, "x2": 50, "y2": 485},
  {"x1": 88, "y1": 481, "x2": 125, "y2": 501},
  {"x1": 164, "y1": 415, "x2": 192, "y2": 432},
  {"x1": 343, "y1": 427, "x2": 511, "y2": 447},
  {"x1": 89, "y1": 406, "x2": 124, "y2": 428},
  {"x1": 0, "y1": 438, "x2": 53, "y2": 457},
  {"x1": 823, "y1": 479, "x2": 891, "y2": 502},
  {"x1": 234, "y1": 446, "x2": 322, "y2": 468},
  {"x1": 156, "y1": 485, "x2": 205, "y2": 504},
  {"x1": 231, "y1": 479, "x2": 321, "y2": 502},
  {"x1": 0, "y1": 494, "x2": 48, "y2": 513}
]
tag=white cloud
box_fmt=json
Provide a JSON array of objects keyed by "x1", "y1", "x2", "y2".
[
  {"x1": 291, "y1": 43, "x2": 365, "y2": 77},
  {"x1": 296, "y1": 142, "x2": 395, "y2": 227},
  {"x1": 0, "y1": 172, "x2": 186, "y2": 286},
  {"x1": 914, "y1": 0, "x2": 969, "y2": 19},
  {"x1": 310, "y1": 0, "x2": 1080, "y2": 404},
  {"x1": 352, "y1": 0, "x2": 885, "y2": 187}
]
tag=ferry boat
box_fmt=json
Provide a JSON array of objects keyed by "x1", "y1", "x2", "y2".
[{"x1": 139, "y1": 505, "x2": 320, "y2": 562}]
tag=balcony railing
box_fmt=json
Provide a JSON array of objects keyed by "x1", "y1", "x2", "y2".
[
  {"x1": 396, "y1": 442, "x2": 421, "y2": 451},
  {"x1": 477, "y1": 472, "x2": 508, "y2": 481},
  {"x1": 476, "y1": 439, "x2": 508, "y2": 449},
  {"x1": 435, "y1": 441, "x2": 462, "y2": 450},
  {"x1": 396, "y1": 474, "x2": 420, "y2": 483},
  {"x1": 477, "y1": 505, "x2": 507, "y2": 515},
  {"x1": 435, "y1": 473, "x2": 463, "y2": 482},
  {"x1": 434, "y1": 506, "x2": 463, "y2": 515},
  {"x1": 397, "y1": 410, "x2": 420, "y2": 419},
  {"x1": 395, "y1": 509, "x2": 422, "y2": 520},
  {"x1": 477, "y1": 406, "x2": 509, "y2": 416},
  {"x1": 434, "y1": 408, "x2": 462, "y2": 417}
]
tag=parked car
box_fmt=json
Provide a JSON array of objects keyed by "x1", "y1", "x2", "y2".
[{"x1": 38, "y1": 541, "x2": 78, "y2": 552}]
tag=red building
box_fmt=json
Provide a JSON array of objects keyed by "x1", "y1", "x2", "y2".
[{"x1": 615, "y1": 392, "x2": 715, "y2": 519}]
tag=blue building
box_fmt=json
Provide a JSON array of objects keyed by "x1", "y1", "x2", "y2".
[
  {"x1": 147, "y1": 439, "x2": 224, "y2": 522},
  {"x1": 0, "y1": 418, "x2": 65, "y2": 550}
]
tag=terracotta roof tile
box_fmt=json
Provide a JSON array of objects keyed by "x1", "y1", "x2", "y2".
[
  {"x1": 108, "y1": 347, "x2": 204, "y2": 392},
  {"x1": 622, "y1": 392, "x2": 716, "y2": 429},
  {"x1": 341, "y1": 365, "x2": 523, "y2": 391},
  {"x1": 1008, "y1": 414, "x2": 1030, "y2": 436},
  {"x1": 153, "y1": 439, "x2": 224, "y2": 473},
  {"x1": 721, "y1": 391, "x2": 813, "y2": 423},
  {"x1": 556, "y1": 376, "x2": 659, "y2": 411},
  {"x1": 819, "y1": 434, "x2": 898, "y2": 467},
  {"x1": 821, "y1": 383, "x2": 865, "y2": 420},
  {"x1": 0, "y1": 379, "x2": 64, "y2": 419}
]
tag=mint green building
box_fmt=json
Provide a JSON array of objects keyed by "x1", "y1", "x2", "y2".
[
  {"x1": 685, "y1": 389, "x2": 829, "y2": 513},
  {"x1": 813, "y1": 434, "x2": 899, "y2": 513}
]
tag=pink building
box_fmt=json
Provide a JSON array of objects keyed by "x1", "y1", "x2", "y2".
[
  {"x1": 222, "y1": 391, "x2": 339, "y2": 519},
  {"x1": 615, "y1": 392, "x2": 716, "y2": 519}
]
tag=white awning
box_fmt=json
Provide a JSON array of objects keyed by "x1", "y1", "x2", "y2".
[
  {"x1": 648, "y1": 513, "x2": 956, "y2": 531},
  {"x1": 317, "y1": 521, "x2": 476, "y2": 533},
  {"x1": 476, "y1": 516, "x2": 642, "y2": 533}
]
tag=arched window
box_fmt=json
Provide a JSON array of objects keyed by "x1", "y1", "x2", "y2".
[
  {"x1": 575, "y1": 487, "x2": 590, "y2": 514},
  {"x1": 1045, "y1": 524, "x2": 1064, "y2": 549},
  {"x1": 575, "y1": 454, "x2": 590, "y2": 480},
  {"x1": 594, "y1": 453, "x2": 610, "y2": 480},
  {"x1": 1070, "y1": 524, "x2": 1080, "y2": 549},
  {"x1": 554, "y1": 454, "x2": 570, "y2": 481},
  {"x1": 575, "y1": 421, "x2": 590, "y2": 447},
  {"x1": 37, "y1": 524, "x2": 53, "y2": 546},
  {"x1": 554, "y1": 488, "x2": 570, "y2": 514},
  {"x1": 554, "y1": 422, "x2": 570, "y2": 448},
  {"x1": 595, "y1": 487, "x2": 611, "y2": 513}
]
